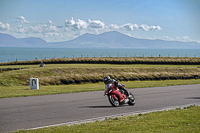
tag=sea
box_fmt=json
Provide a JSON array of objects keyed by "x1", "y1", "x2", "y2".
[{"x1": 0, "y1": 47, "x2": 200, "y2": 62}]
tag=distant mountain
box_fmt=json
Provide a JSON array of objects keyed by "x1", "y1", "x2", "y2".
[
  {"x1": 0, "y1": 31, "x2": 200, "y2": 49},
  {"x1": 0, "y1": 33, "x2": 47, "y2": 47},
  {"x1": 49, "y1": 31, "x2": 200, "y2": 49},
  {"x1": 20, "y1": 37, "x2": 47, "y2": 45}
]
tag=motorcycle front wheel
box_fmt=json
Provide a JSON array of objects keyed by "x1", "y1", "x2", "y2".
[
  {"x1": 128, "y1": 93, "x2": 135, "y2": 106},
  {"x1": 108, "y1": 94, "x2": 119, "y2": 107}
]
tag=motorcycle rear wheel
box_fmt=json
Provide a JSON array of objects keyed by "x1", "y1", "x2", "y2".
[
  {"x1": 108, "y1": 94, "x2": 119, "y2": 107},
  {"x1": 128, "y1": 93, "x2": 135, "y2": 106}
]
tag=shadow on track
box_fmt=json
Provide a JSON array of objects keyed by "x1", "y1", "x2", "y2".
[
  {"x1": 79, "y1": 106, "x2": 113, "y2": 108},
  {"x1": 79, "y1": 105, "x2": 128, "y2": 108},
  {"x1": 185, "y1": 97, "x2": 200, "y2": 99}
]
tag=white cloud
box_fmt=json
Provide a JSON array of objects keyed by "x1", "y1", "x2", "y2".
[
  {"x1": 74, "y1": 19, "x2": 88, "y2": 29},
  {"x1": 15, "y1": 25, "x2": 27, "y2": 33},
  {"x1": 65, "y1": 17, "x2": 88, "y2": 29},
  {"x1": 65, "y1": 17, "x2": 162, "y2": 32},
  {"x1": 0, "y1": 22, "x2": 10, "y2": 30},
  {"x1": 152, "y1": 35, "x2": 199, "y2": 43},
  {"x1": 182, "y1": 36, "x2": 190, "y2": 41},
  {"x1": 65, "y1": 17, "x2": 75, "y2": 27},
  {"x1": 29, "y1": 25, "x2": 42, "y2": 33},
  {"x1": 123, "y1": 23, "x2": 138, "y2": 31},
  {"x1": 43, "y1": 32, "x2": 64, "y2": 42},
  {"x1": 18, "y1": 16, "x2": 29, "y2": 24},
  {"x1": 65, "y1": 17, "x2": 105, "y2": 30},
  {"x1": 140, "y1": 24, "x2": 162, "y2": 31},
  {"x1": 28, "y1": 21, "x2": 58, "y2": 33},
  {"x1": 151, "y1": 25, "x2": 162, "y2": 31},
  {"x1": 87, "y1": 19, "x2": 105, "y2": 28},
  {"x1": 108, "y1": 23, "x2": 160, "y2": 32},
  {"x1": 48, "y1": 20, "x2": 54, "y2": 25},
  {"x1": 49, "y1": 25, "x2": 57, "y2": 32},
  {"x1": 108, "y1": 24, "x2": 120, "y2": 29},
  {"x1": 161, "y1": 36, "x2": 175, "y2": 41},
  {"x1": 175, "y1": 36, "x2": 195, "y2": 42},
  {"x1": 123, "y1": 23, "x2": 134, "y2": 31},
  {"x1": 139, "y1": 24, "x2": 150, "y2": 31}
]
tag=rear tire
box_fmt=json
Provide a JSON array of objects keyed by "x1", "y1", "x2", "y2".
[
  {"x1": 128, "y1": 93, "x2": 135, "y2": 106},
  {"x1": 108, "y1": 94, "x2": 119, "y2": 107}
]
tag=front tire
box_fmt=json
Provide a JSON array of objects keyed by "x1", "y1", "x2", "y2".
[
  {"x1": 128, "y1": 93, "x2": 135, "y2": 106},
  {"x1": 108, "y1": 94, "x2": 119, "y2": 107}
]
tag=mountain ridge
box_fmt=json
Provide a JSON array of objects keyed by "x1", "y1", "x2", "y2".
[
  {"x1": 0, "y1": 31, "x2": 199, "y2": 49},
  {"x1": 0, "y1": 33, "x2": 47, "y2": 47}
]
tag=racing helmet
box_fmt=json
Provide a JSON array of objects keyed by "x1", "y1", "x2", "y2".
[{"x1": 103, "y1": 76, "x2": 110, "y2": 84}]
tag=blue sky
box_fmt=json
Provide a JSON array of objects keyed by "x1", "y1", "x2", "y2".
[{"x1": 0, "y1": 0, "x2": 199, "y2": 43}]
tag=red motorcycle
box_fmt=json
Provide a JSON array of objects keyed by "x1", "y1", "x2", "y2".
[{"x1": 104, "y1": 83, "x2": 135, "y2": 107}]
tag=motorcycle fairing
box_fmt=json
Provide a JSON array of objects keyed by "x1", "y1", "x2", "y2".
[{"x1": 110, "y1": 85, "x2": 126, "y2": 102}]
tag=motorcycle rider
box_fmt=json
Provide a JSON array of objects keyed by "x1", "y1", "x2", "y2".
[{"x1": 103, "y1": 76, "x2": 130, "y2": 97}]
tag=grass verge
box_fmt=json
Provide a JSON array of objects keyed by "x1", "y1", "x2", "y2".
[
  {"x1": 1, "y1": 57, "x2": 200, "y2": 66},
  {"x1": 14, "y1": 105, "x2": 200, "y2": 133},
  {"x1": 1, "y1": 79, "x2": 200, "y2": 98},
  {"x1": 0, "y1": 64, "x2": 200, "y2": 86}
]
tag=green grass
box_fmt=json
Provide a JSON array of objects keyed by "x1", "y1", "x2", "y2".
[
  {"x1": 0, "y1": 64, "x2": 200, "y2": 86},
  {"x1": 14, "y1": 105, "x2": 200, "y2": 133},
  {"x1": 1, "y1": 79, "x2": 200, "y2": 98},
  {"x1": 0, "y1": 63, "x2": 200, "y2": 98}
]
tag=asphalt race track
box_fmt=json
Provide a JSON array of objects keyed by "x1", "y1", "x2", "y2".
[{"x1": 0, "y1": 84, "x2": 200, "y2": 133}]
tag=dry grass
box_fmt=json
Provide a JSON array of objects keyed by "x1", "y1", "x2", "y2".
[
  {"x1": 0, "y1": 64, "x2": 200, "y2": 86},
  {"x1": 1, "y1": 57, "x2": 200, "y2": 66}
]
